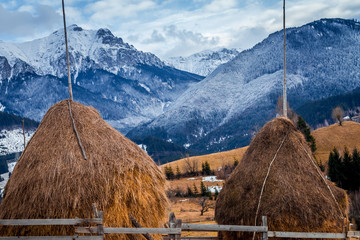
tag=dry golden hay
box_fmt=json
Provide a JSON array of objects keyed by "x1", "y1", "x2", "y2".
[
  {"x1": 215, "y1": 117, "x2": 348, "y2": 240},
  {"x1": 0, "y1": 100, "x2": 168, "y2": 239}
]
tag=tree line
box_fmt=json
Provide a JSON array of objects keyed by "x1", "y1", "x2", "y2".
[
  {"x1": 164, "y1": 160, "x2": 214, "y2": 180},
  {"x1": 328, "y1": 147, "x2": 360, "y2": 192},
  {"x1": 168, "y1": 181, "x2": 220, "y2": 201},
  {"x1": 328, "y1": 147, "x2": 360, "y2": 229}
]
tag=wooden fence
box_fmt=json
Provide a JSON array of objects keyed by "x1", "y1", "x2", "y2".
[{"x1": 0, "y1": 209, "x2": 359, "y2": 240}]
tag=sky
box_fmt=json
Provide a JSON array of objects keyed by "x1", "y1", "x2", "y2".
[{"x1": 0, "y1": 0, "x2": 360, "y2": 59}]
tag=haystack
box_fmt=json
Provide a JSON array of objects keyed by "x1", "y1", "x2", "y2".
[
  {"x1": 215, "y1": 117, "x2": 348, "y2": 239},
  {"x1": 0, "y1": 100, "x2": 168, "y2": 239}
]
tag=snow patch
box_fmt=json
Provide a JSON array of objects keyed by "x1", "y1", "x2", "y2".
[
  {"x1": 179, "y1": 199, "x2": 189, "y2": 202},
  {"x1": 139, "y1": 83, "x2": 151, "y2": 93},
  {"x1": 202, "y1": 176, "x2": 223, "y2": 182},
  {"x1": 138, "y1": 144, "x2": 148, "y2": 154},
  {"x1": 0, "y1": 103, "x2": 5, "y2": 112},
  {"x1": 8, "y1": 162, "x2": 17, "y2": 173},
  {"x1": 207, "y1": 186, "x2": 222, "y2": 193}
]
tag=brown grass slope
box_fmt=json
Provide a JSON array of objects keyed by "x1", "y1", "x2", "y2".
[
  {"x1": 215, "y1": 117, "x2": 348, "y2": 240},
  {"x1": 161, "y1": 147, "x2": 248, "y2": 173},
  {"x1": 0, "y1": 100, "x2": 168, "y2": 239},
  {"x1": 313, "y1": 121, "x2": 360, "y2": 165}
]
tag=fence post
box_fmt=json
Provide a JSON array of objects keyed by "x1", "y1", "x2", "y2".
[
  {"x1": 261, "y1": 216, "x2": 268, "y2": 240},
  {"x1": 343, "y1": 217, "x2": 348, "y2": 240},
  {"x1": 175, "y1": 218, "x2": 182, "y2": 240},
  {"x1": 92, "y1": 203, "x2": 104, "y2": 239},
  {"x1": 168, "y1": 213, "x2": 176, "y2": 240}
]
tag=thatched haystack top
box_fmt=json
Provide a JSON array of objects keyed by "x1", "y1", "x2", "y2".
[
  {"x1": 215, "y1": 117, "x2": 347, "y2": 235},
  {"x1": 0, "y1": 100, "x2": 167, "y2": 238}
]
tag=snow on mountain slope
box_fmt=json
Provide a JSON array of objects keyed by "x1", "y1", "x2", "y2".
[
  {"x1": 0, "y1": 25, "x2": 164, "y2": 79},
  {"x1": 0, "y1": 103, "x2": 5, "y2": 112},
  {"x1": 0, "y1": 25, "x2": 203, "y2": 133},
  {"x1": 127, "y1": 18, "x2": 360, "y2": 153},
  {"x1": 0, "y1": 129, "x2": 34, "y2": 156},
  {"x1": 167, "y1": 48, "x2": 240, "y2": 76}
]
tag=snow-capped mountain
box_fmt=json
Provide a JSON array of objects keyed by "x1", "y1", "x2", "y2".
[
  {"x1": 166, "y1": 48, "x2": 240, "y2": 76},
  {"x1": 0, "y1": 25, "x2": 203, "y2": 133},
  {"x1": 127, "y1": 18, "x2": 360, "y2": 153},
  {"x1": 0, "y1": 25, "x2": 165, "y2": 80}
]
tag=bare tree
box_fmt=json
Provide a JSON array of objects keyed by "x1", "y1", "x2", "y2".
[
  {"x1": 332, "y1": 106, "x2": 345, "y2": 126},
  {"x1": 183, "y1": 155, "x2": 198, "y2": 176},
  {"x1": 200, "y1": 197, "x2": 210, "y2": 216}
]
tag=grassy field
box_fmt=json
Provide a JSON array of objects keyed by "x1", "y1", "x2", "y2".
[
  {"x1": 161, "y1": 146, "x2": 248, "y2": 174},
  {"x1": 312, "y1": 121, "x2": 360, "y2": 166},
  {"x1": 167, "y1": 195, "x2": 217, "y2": 236}
]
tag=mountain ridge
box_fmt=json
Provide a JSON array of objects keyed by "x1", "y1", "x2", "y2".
[
  {"x1": 128, "y1": 18, "x2": 360, "y2": 153},
  {"x1": 0, "y1": 24, "x2": 204, "y2": 133}
]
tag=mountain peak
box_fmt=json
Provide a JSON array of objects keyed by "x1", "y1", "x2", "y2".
[
  {"x1": 166, "y1": 47, "x2": 240, "y2": 76},
  {"x1": 95, "y1": 28, "x2": 124, "y2": 45},
  {"x1": 96, "y1": 28, "x2": 114, "y2": 38}
]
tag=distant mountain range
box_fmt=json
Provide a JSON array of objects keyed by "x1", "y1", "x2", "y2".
[
  {"x1": 166, "y1": 48, "x2": 240, "y2": 76},
  {"x1": 2, "y1": 18, "x2": 360, "y2": 161},
  {"x1": 0, "y1": 24, "x2": 203, "y2": 133},
  {"x1": 128, "y1": 18, "x2": 360, "y2": 154}
]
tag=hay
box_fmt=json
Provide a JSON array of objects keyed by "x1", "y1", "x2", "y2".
[
  {"x1": 0, "y1": 100, "x2": 168, "y2": 239},
  {"x1": 215, "y1": 117, "x2": 348, "y2": 240}
]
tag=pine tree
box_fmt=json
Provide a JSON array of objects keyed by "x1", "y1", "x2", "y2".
[
  {"x1": 193, "y1": 183, "x2": 198, "y2": 196},
  {"x1": 204, "y1": 161, "x2": 211, "y2": 175},
  {"x1": 233, "y1": 158, "x2": 239, "y2": 168},
  {"x1": 164, "y1": 166, "x2": 175, "y2": 180},
  {"x1": 353, "y1": 148, "x2": 360, "y2": 190},
  {"x1": 342, "y1": 147, "x2": 352, "y2": 190},
  {"x1": 186, "y1": 185, "x2": 194, "y2": 197},
  {"x1": 297, "y1": 115, "x2": 317, "y2": 152},
  {"x1": 200, "y1": 181, "x2": 207, "y2": 196},
  {"x1": 328, "y1": 148, "x2": 344, "y2": 188}
]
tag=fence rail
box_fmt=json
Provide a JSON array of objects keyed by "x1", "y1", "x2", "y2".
[
  {"x1": 0, "y1": 209, "x2": 359, "y2": 240},
  {"x1": 0, "y1": 218, "x2": 102, "y2": 226},
  {"x1": 181, "y1": 223, "x2": 267, "y2": 232}
]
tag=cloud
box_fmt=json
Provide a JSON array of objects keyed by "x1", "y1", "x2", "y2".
[
  {"x1": 204, "y1": 0, "x2": 237, "y2": 12},
  {"x1": 1, "y1": 0, "x2": 360, "y2": 59},
  {"x1": 18, "y1": 5, "x2": 36, "y2": 14},
  {"x1": 142, "y1": 30, "x2": 166, "y2": 44},
  {"x1": 0, "y1": 4, "x2": 62, "y2": 41},
  {"x1": 286, "y1": 0, "x2": 360, "y2": 26},
  {"x1": 132, "y1": 24, "x2": 220, "y2": 58},
  {"x1": 86, "y1": 0, "x2": 156, "y2": 21}
]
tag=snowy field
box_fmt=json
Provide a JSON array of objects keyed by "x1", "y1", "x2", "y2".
[{"x1": 0, "y1": 128, "x2": 34, "y2": 156}]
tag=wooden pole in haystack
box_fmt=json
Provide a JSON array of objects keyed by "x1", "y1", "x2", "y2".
[
  {"x1": 283, "y1": 0, "x2": 287, "y2": 118},
  {"x1": 62, "y1": 0, "x2": 73, "y2": 101}
]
